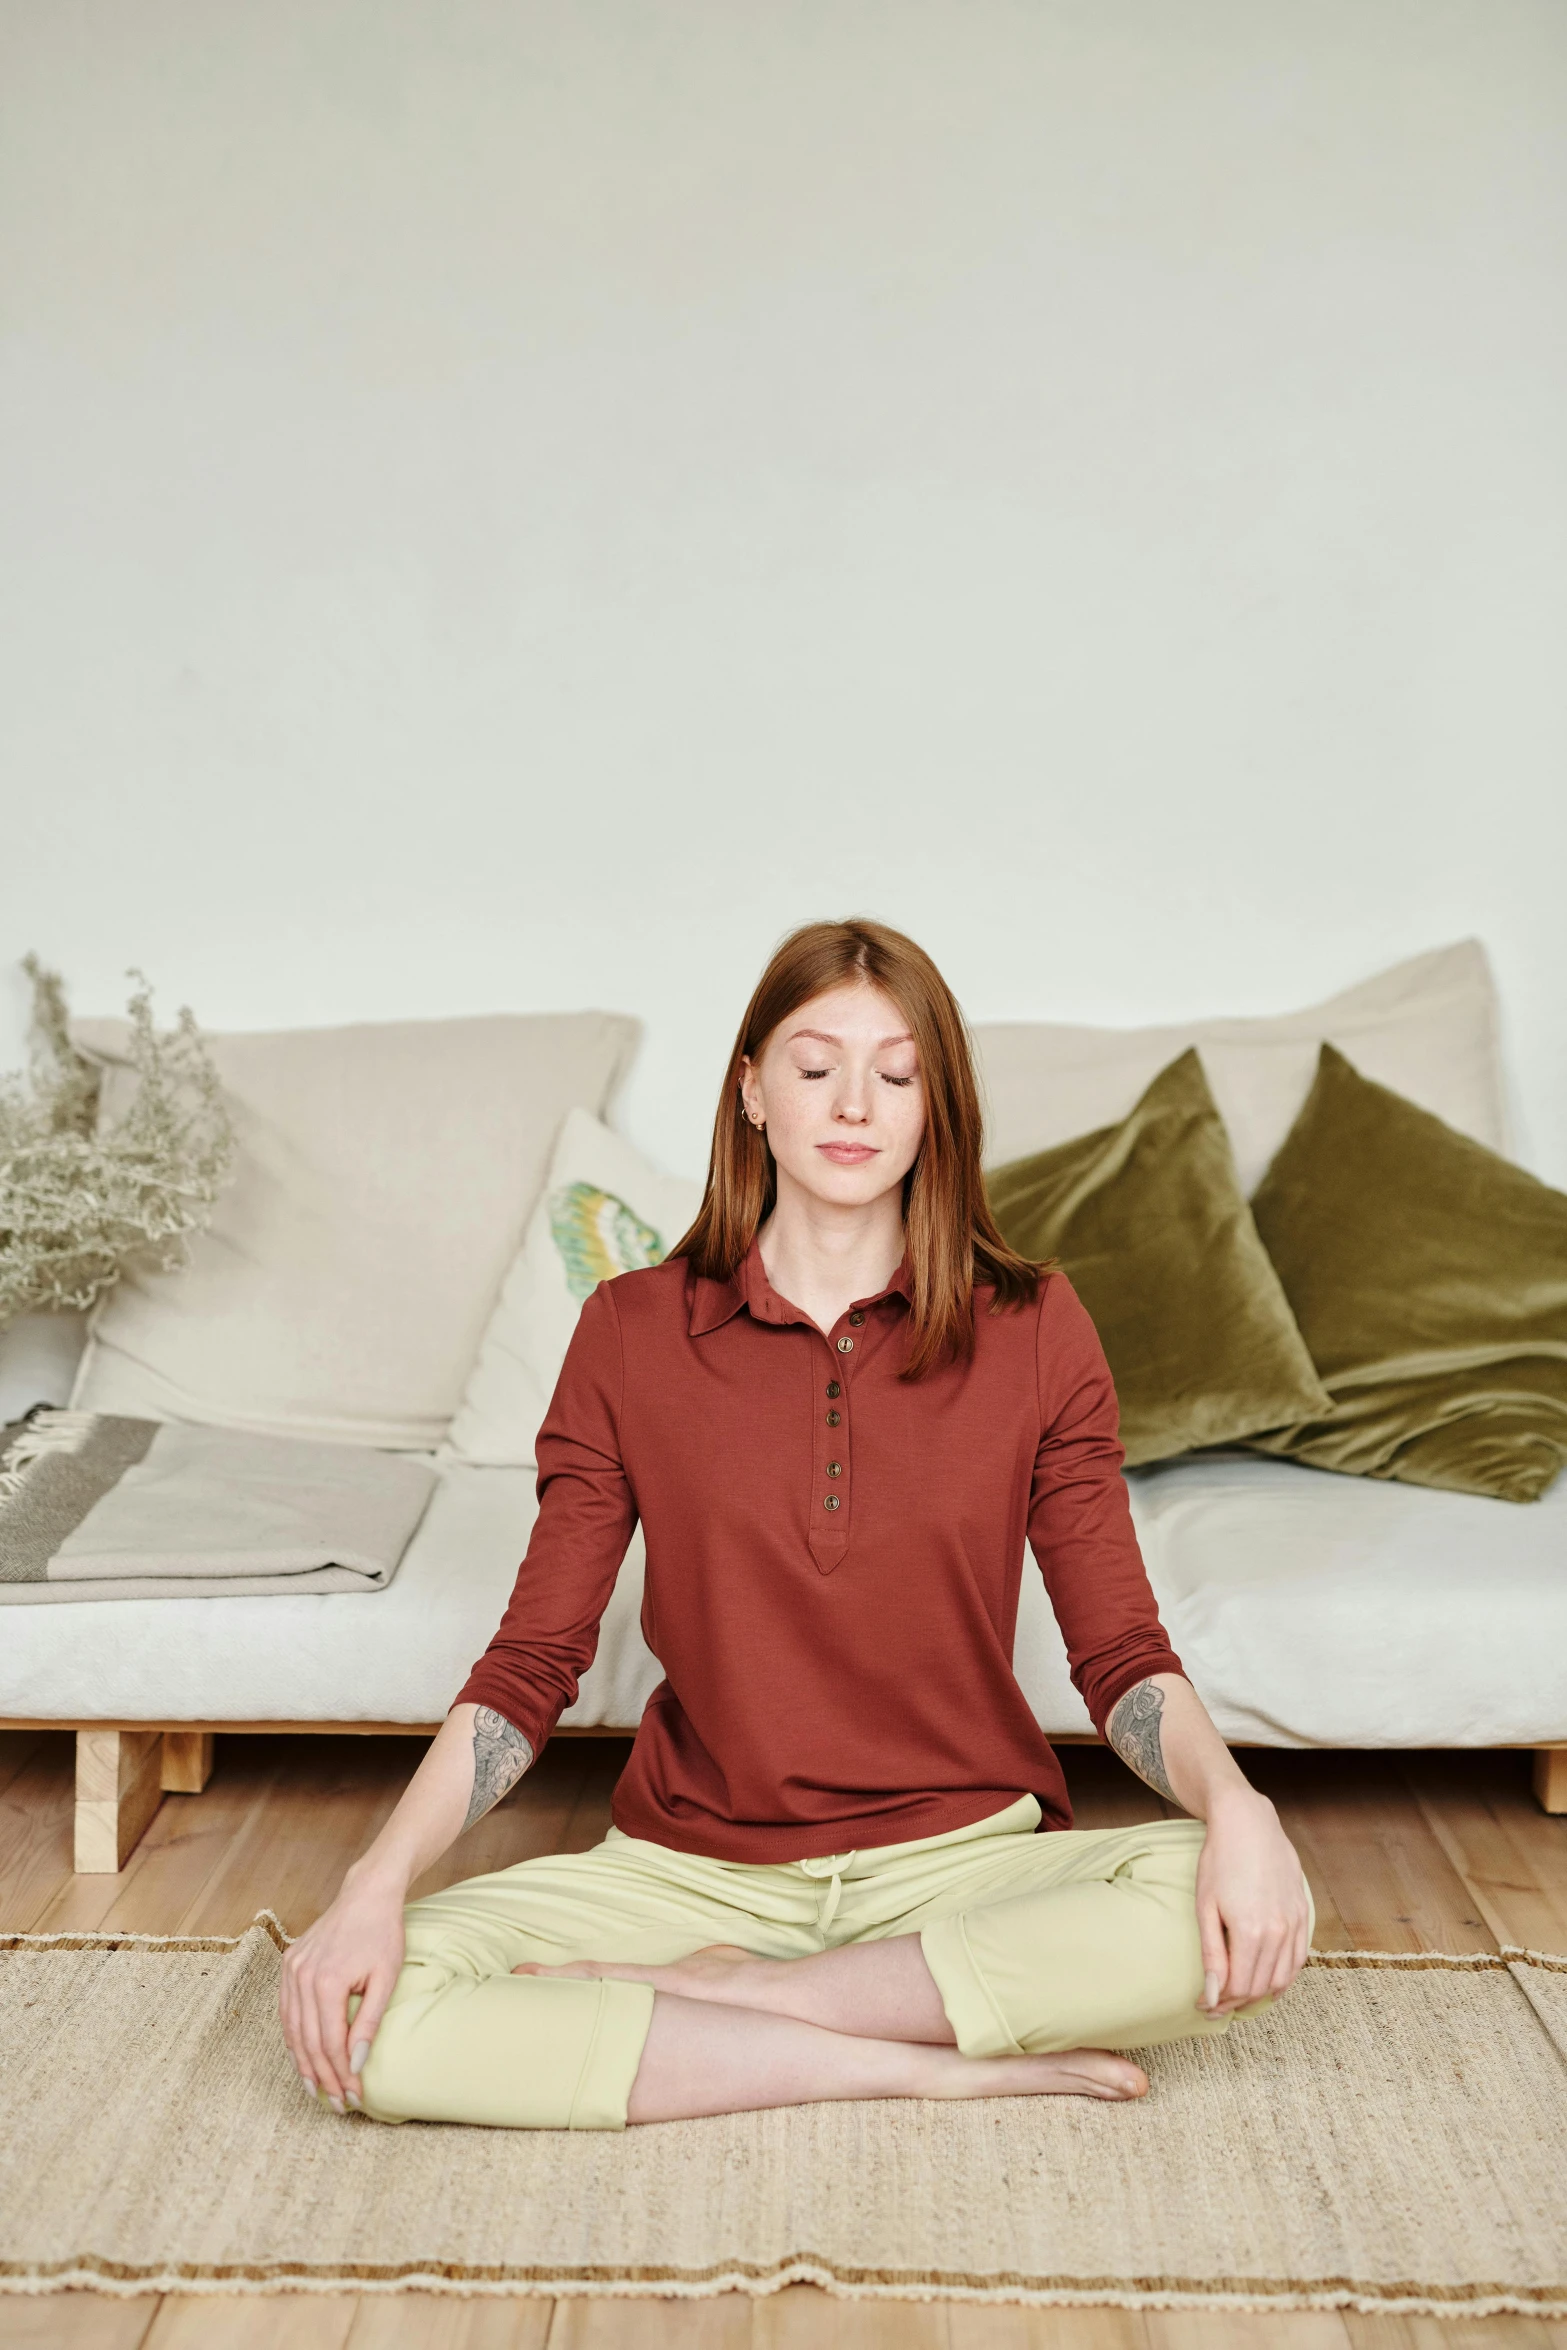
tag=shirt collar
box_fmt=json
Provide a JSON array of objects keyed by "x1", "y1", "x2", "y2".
[{"x1": 688, "y1": 1237, "x2": 913, "y2": 1337}]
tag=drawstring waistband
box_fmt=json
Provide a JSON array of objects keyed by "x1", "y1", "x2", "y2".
[{"x1": 799, "y1": 1849, "x2": 857, "y2": 1934}]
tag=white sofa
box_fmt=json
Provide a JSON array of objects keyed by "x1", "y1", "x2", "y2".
[
  {"x1": 6, "y1": 1447, "x2": 1566, "y2": 1750},
  {"x1": 4, "y1": 941, "x2": 1563, "y2": 1867}
]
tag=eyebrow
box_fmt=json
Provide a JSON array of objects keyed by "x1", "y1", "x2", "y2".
[{"x1": 787, "y1": 1028, "x2": 915, "y2": 1049}]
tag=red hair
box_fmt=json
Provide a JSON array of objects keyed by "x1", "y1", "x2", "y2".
[{"x1": 672, "y1": 918, "x2": 1043, "y2": 1378}]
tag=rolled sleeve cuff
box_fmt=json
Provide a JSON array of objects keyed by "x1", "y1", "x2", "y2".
[
  {"x1": 450, "y1": 1670, "x2": 557, "y2": 1759},
  {"x1": 1087, "y1": 1647, "x2": 1185, "y2": 1740}
]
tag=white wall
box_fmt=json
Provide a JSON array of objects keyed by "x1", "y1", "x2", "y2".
[{"x1": 3, "y1": 0, "x2": 1565, "y2": 1184}]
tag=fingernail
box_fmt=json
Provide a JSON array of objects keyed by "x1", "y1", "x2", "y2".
[
  {"x1": 345, "y1": 2091, "x2": 362, "y2": 2110},
  {"x1": 1203, "y1": 1972, "x2": 1219, "y2": 2010},
  {"x1": 328, "y1": 2095, "x2": 346, "y2": 2116},
  {"x1": 349, "y1": 2039, "x2": 370, "y2": 2075},
  {"x1": 301, "y1": 2076, "x2": 318, "y2": 2099}
]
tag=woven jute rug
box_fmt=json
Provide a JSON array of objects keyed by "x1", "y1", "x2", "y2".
[{"x1": 2, "y1": 1913, "x2": 1565, "y2": 2315}]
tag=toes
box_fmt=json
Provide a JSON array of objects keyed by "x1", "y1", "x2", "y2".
[{"x1": 1058, "y1": 2051, "x2": 1148, "y2": 2100}]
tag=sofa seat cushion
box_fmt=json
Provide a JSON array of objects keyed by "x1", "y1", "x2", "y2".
[
  {"x1": 0, "y1": 1463, "x2": 655, "y2": 1733},
  {"x1": 1130, "y1": 1453, "x2": 1567, "y2": 1748},
  {"x1": 7, "y1": 1459, "x2": 1565, "y2": 1755}
]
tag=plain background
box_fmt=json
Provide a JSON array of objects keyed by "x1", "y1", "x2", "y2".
[{"x1": 3, "y1": 0, "x2": 1564, "y2": 1187}]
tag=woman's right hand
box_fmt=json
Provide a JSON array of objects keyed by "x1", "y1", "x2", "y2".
[{"x1": 279, "y1": 1865, "x2": 407, "y2": 2112}]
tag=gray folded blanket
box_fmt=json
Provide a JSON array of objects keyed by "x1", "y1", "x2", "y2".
[{"x1": 0, "y1": 1410, "x2": 437, "y2": 1603}]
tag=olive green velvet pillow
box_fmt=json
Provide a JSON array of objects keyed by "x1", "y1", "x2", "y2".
[
  {"x1": 1246, "y1": 1044, "x2": 1567, "y2": 1503},
  {"x1": 985, "y1": 1049, "x2": 1331, "y2": 1466}
]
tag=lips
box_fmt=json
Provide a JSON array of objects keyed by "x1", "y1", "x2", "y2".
[{"x1": 817, "y1": 1143, "x2": 879, "y2": 1164}]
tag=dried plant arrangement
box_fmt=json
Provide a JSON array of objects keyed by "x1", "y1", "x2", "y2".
[{"x1": 0, "y1": 955, "x2": 235, "y2": 1328}]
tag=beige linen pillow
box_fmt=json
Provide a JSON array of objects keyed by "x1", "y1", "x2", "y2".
[
  {"x1": 973, "y1": 940, "x2": 1507, "y2": 1195},
  {"x1": 68, "y1": 1011, "x2": 638, "y2": 1450},
  {"x1": 445, "y1": 1106, "x2": 703, "y2": 1468}
]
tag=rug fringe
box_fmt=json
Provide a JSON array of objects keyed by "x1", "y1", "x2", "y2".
[
  {"x1": 0, "y1": 2259, "x2": 1563, "y2": 2315},
  {"x1": 4, "y1": 1913, "x2": 1563, "y2": 1969},
  {"x1": 0, "y1": 1909, "x2": 292, "y2": 1954},
  {"x1": 1307, "y1": 1943, "x2": 1567, "y2": 1972}
]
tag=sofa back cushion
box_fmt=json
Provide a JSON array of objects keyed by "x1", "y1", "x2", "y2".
[
  {"x1": 67, "y1": 1011, "x2": 638, "y2": 1450},
  {"x1": 973, "y1": 939, "x2": 1507, "y2": 1195}
]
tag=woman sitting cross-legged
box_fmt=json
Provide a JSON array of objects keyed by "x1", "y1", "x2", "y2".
[{"x1": 280, "y1": 917, "x2": 1314, "y2": 2130}]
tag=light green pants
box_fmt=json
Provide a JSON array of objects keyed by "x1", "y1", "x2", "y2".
[{"x1": 354, "y1": 1795, "x2": 1309, "y2": 2130}]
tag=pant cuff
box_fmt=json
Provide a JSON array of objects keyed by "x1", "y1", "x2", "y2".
[
  {"x1": 919, "y1": 1913, "x2": 1023, "y2": 2059},
  {"x1": 568, "y1": 1978, "x2": 657, "y2": 2130}
]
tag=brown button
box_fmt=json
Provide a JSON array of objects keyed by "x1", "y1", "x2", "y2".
[
  {"x1": 826, "y1": 1460, "x2": 842, "y2": 1477},
  {"x1": 825, "y1": 1409, "x2": 840, "y2": 1426},
  {"x1": 826, "y1": 1380, "x2": 841, "y2": 1398},
  {"x1": 823, "y1": 1494, "x2": 841, "y2": 1511},
  {"x1": 836, "y1": 1336, "x2": 854, "y2": 1354},
  {"x1": 848, "y1": 1310, "x2": 866, "y2": 1327}
]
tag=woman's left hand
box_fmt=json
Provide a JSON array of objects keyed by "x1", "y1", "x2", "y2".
[{"x1": 1194, "y1": 1787, "x2": 1312, "y2": 2017}]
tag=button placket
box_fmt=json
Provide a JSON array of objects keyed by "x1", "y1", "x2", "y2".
[{"x1": 810, "y1": 1329, "x2": 854, "y2": 1574}]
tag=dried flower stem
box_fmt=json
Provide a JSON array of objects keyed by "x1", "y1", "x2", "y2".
[{"x1": 0, "y1": 957, "x2": 236, "y2": 1327}]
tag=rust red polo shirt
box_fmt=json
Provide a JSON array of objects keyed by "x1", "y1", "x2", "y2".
[{"x1": 454, "y1": 1242, "x2": 1183, "y2": 1861}]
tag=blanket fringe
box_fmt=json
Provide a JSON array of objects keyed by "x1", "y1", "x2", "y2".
[{"x1": 0, "y1": 1408, "x2": 98, "y2": 1502}]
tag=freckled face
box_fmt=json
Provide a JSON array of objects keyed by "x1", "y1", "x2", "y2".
[{"x1": 740, "y1": 982, "x2": 926, "y2": 1211}]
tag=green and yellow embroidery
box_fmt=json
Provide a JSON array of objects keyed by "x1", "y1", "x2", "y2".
[{"x1": 550, "y1": 1182, "x2": 667, "y2": 1302}]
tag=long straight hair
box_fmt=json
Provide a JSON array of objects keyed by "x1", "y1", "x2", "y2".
[{"x1": 672, "y1": 918, "x2": 1044, "y2": 1378}]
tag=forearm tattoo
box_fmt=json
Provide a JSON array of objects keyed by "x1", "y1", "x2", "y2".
[
  {"x1": 1107, "y1": 1678, "x2": 1178, "y2": 1805},
  {"x1": 462, "y1": 1705, "x2": 534, "y2": 1831}
]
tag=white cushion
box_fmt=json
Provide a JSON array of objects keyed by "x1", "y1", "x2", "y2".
[
  {"x1": 973, "y1": 940, "x2": 1508, "y2": 1194},
  {"x1": 444, "y1": 1106, "x2": 704, "y2": 1469},
  {"x1": 5, "y1": 1455, "x2": 1563, "y2": 1748},
  {"x1": 0, "y1": 1461, "x2": 655, "y2": 1731},
  {"x1": 1128, "y1": 1452, "x2": 1567, "y2": 1749},
  {"x1": 68, "y1": 1012, "x2": 638, "y2": 1451}
]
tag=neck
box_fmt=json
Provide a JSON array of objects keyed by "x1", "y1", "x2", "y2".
[{"x1": 755, "y1": 1172, "x2": 905, "y2": 1336}]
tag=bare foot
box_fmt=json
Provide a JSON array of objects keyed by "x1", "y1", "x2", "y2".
[
  {"x1": 512, "y1": 1942, "x2": 760, "y2": 1998},
  {"x1": 512, "y1": 1947, "x2": 1148, "y2": 2100},
  {"x1": 927, "y1": 2045, "x2": 1149, "y2": 2101}
]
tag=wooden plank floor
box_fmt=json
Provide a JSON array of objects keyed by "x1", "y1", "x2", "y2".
[{"x1": 2, "y1": 1732, "x2": 1564, "y2": 2347}]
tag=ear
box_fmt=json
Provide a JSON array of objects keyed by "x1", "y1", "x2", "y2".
[{"x1": 738, "y1": 1054, "x2": 764, "y2": 1128}]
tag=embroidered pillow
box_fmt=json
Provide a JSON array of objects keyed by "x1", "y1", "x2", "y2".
[{"x1": 445, "y1": 1107, "x2": 703, "y2": 1468}]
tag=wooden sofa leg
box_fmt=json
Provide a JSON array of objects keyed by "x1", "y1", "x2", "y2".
[
  {"x1": 162, "y1": 1730, "x2": 215, "y2": 1794},
  {"x1": 1534, "y1": 1746, "x2": 1567, "y2": 1815},
  {"x1": 74, "y1": 1730, "x2": 164, "y2": 1872}
]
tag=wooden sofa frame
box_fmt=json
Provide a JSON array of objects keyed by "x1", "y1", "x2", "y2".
[{"x1": 4, "y1": 1719, "x2": 1565, "y2": 1873}]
